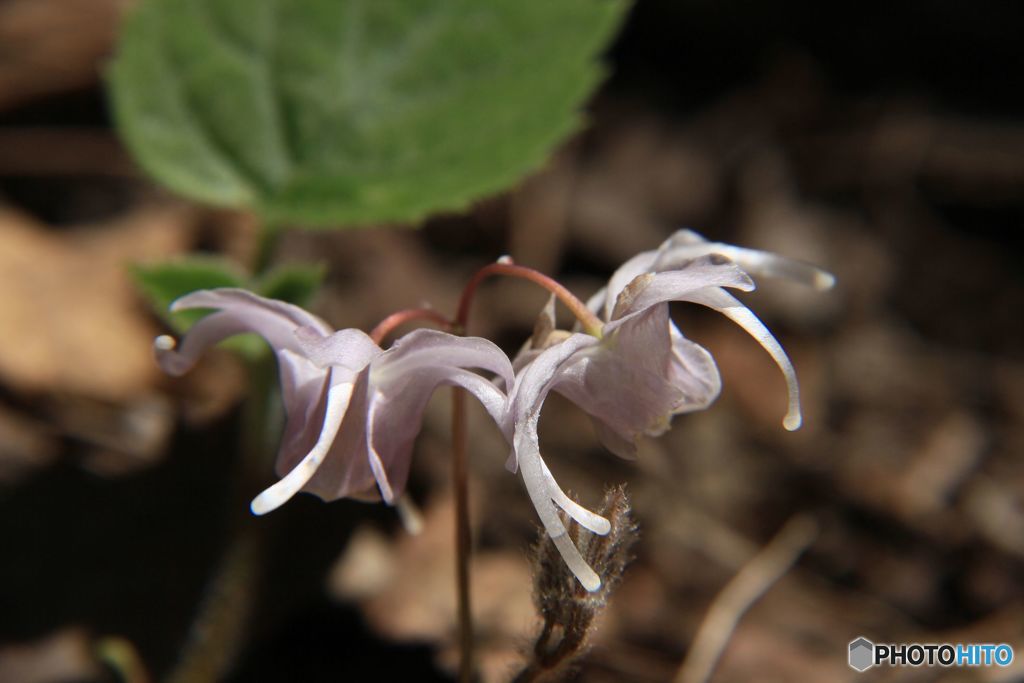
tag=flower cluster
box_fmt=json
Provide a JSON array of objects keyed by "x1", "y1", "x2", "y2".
[{"x1": 155, "y1": 230, "x2": 832, "y2": 591}]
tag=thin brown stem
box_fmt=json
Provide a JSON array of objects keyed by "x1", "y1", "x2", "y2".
[
  {"x1": 452, "y1": 386, "x2": 474, "y2": 683},
  {"x1": 369, "y1": 307, "x2": 453, "y2": 345},
  {"x1": 456, "y1": 261, "x2": 603, "y2": 335}
]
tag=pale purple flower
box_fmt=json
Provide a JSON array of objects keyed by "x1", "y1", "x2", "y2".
[
  {"x1": 154, "y1": 288, "x2": 512, "y2": 513},
  {"x1": 508, "y1": 230, "x2": 833, "y2": 590}
]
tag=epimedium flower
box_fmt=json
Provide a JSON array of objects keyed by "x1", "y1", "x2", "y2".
[
  {"x1": 154, "y1": 288, "x2": 513, "y2": 513},
  {"x1": 506, "y1": 230, "x2": 833, "y2": 590},
  {"x1": 583, "y1": 229, "x2": 835, "y2": 440}
]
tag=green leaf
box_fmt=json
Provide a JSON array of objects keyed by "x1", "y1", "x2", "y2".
[
  {"x1": 132, "y1": 257, "x2": 268, "y2": 359},
  {"x1": 133, "y1": 257, "x2": 246, "y2": 330},
  {"x1": 256, "y1": 263, "x2": 326, "y2": 307},
  {"x1": 109, "y1": 0, "x2": 627, "y2": 226}
]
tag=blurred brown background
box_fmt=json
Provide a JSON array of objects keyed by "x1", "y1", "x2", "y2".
[{"x1": 0, "y1": 1, "x2": 1022, "y2": 681}]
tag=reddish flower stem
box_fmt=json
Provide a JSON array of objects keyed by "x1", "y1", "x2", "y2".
[
  {"x1": 449, "y1": 259, "x2": 600, "y2": 683},
  {"x1": 369, "y1": 308, "x2": 453, "y2": 345},
  {"x1": 456, "y1": 261, "x2": 604, "y2": 335}
]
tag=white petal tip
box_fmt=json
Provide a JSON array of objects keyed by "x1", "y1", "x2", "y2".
[
  {"x1": 783, "y1": 413, "x2": 803, "y2": 431},
  {"x1": 814, "y1": 271, "x2": 837, "y2": 291},
  {"x1": 154, "y1": 335, "x2": 176, "y2": 351},
  {"x1": 168, "y1": 297, "x2": 194, "y2": 313},
  {"x1": 396, "y1": 496, "x2": 424, "y2": 535},
  {"x1": 249, "y1": 493, "x2": 282, "y2": 516},
  {"x1": 496, "y1": 254, "x2": 514, "y2": 265},
  {"x1": 580, "y1": 571, "x2": 602, "y2": 593},
  {"x1": 593, "y1": 518, "x2": 612, "y2": 536}
]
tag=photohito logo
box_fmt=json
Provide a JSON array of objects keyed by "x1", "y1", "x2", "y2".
[
  {"x1": 848, "y1": 637, "x2": 1014, "y2": 672},
  {"x1": 849, "y1": 637, "x2": 874, "y2": 672}
]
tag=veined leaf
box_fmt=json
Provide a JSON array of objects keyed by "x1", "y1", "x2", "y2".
[{"x1": 110, "y1": 0, "x2": 627, "y2": 226}]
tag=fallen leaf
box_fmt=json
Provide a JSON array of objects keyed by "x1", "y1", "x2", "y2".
[{"x1": 0, "y1": 203, "x2": 196, "y2": 400}]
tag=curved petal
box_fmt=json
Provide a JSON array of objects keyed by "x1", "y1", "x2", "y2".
[
  {"x1": 607, "y1": 256, "x2": 755, "y2": 323},
  {"x1": 539, "y1": 458, "x2": 612, "y2": 535},
  {"x1": 275, "y1": 348, "x2": 333, "y2": 474},
  {"x1": 154, "y1": 311, "x2": 257, "y2": 377},
  {"x1": 597, "y1": 250, "x2": 659, "y2": 319},
  {"x1": 594, "y1": 229, "x2": 708, "y2": 318},
  {"x1": 510, "y1": 344, "x2": 543, "y2": 376},
  {"x1": 654, "y1": 230, "x2": 835, "y2": 290},
  {"x1": 557, "y1": 260, "x2": 747, "y2": 452},
  {"x1": 552, "y1": 338, "x2": 682, "y2": 455},
  {"x1": 554, "y1": 310, "x2": 722, "y2": 458},
  {"x1": 172, "y1": 288, "x2": 333, "y2": 334},
  {"x1": 508, "y1": 333, "x2": 611, "y2": 590},
  {"x1": 602, "y1": 263, "x2": 802, "y2": 430},
  {"x1": 377, "y1": 329, "x2": 515, "y2": 390},
  {"x1": 155, "y1": 288, "x2": 333, "y2": 376},
  {"x1": 589, "y1": 417, "x2": 639, "y2": 459},
  {"x1": 364, "y1": 369, "x2": 509, "y2": 503},
  {"x1": 250, "y1": 373, "x2": 353, "y2": 515},
  {"x1": 594, "y1": 228, "x2": 833, "y2": 319},
  {"x1": 364, "y1": 389, "x2": 395, "y2": 502},
  {"x1": 298, "y1": 371, "x2": 379, "y2": 502},
  {"x1": 508, "y1": 333, "x2": 597, "y2": 427},
  {"x1": 667, "y1": 324, "x2": 722, "y2": 414},
  {"x1": 517, "y1": 425, "x2": 602, "y2": 591},
  {"x1": 687, "y1": 288, "x2": 803, "y2": 430},
  {"x1": 361, "y1": 329, "x2": 515, "y2": 503},
  {"x1": 295, "y1": 327, "x2": 383, "y2": 377}
]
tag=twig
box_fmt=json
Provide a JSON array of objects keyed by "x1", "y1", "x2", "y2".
[{"x1": 674, "y1": 515, "x2": 818, "y2": 683}]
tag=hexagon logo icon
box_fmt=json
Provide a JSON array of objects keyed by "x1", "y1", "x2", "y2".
[{"x1": 849, "y1": 637, "x2": 875, "y2": 672}]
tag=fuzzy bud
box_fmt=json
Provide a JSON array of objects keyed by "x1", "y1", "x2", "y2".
[{"x1": 515, "y1": 486, "x2": 638, "y2": 681}]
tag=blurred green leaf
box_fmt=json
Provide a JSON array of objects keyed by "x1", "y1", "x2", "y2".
[
  {"x1": 256, "y1": 263, "x2": 326, "y2": 307},
  {"x1": 133, "y1": 257, "x2": 245, "y2": 330},
  {"x1": 109, "y1": 0, "x2": 627, "y2": 226}
]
